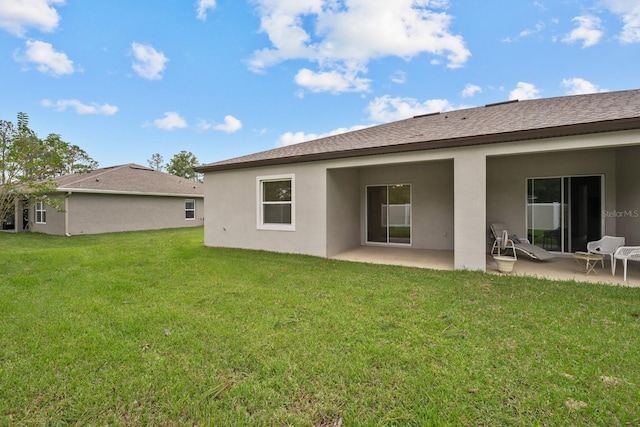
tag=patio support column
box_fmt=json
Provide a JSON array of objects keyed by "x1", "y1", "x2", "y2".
[
  {"x1": 15, "y1": 199, "x2": 23, "y2": 232},
  {"x1": 454, "y1": 151, "x2": 487, "y2": 271}
]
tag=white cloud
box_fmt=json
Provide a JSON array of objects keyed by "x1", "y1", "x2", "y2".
[
  {"x1": 534, "y1": 2, "x2": 547, "y2": 11},
  {"x1": 276, "y1": 125, "x2": 368, "y2": 147},
  {"x1": 294, "y1": 68, "x2": 371, "y2": 93},
  {"x1": 41, "y1": 99, "x2": 118, "y2": 115},
  {"x1": 366, "y1": 95, "x2": 454, "y2": 123},
  {"x1": 461, "y1": 84, "x2": 482, "y2": 98},
  {"x1": 601, "y1": 0, "x2": 640, "y2": 43},
  {"x1": 561, "y1": 77, "x2": 605, "y2": 95},
  {"x1": 503, "y1": 22, "x2": 546, "y2": 42},
  {"x1": 131, "y1": 42, "x2": 169, "y2": 80},
  {"x1": 519, "y1": 22, "x2": 545, "y2": 38},
  {"x1": 196, "y1": 119, "x2": 212, "y2": 131},
  {"x1": 17, "y1": 40, "x2": 74, "y2": 76},
  {"x1": 0, "y1": 0, "x2": 64, "y2": 37},
  {"x1": 196, "y1": 0, "x2": 216, "y2": 21},
  {"x1": 509, "y1": 82, "x2": 541, "y2": 100},
  {"x1": 390, "y1": 70, "x2": 407, "y2": 84},
  {"x1": 277, "y1": 131, "x2": 320, "y2": 147},
  {"x1": 249, "y1": 0, "x2": 470, "y2": 93},
  {"x1": 563, "y1": 15, "x2": 603, "y2": 47},
  {"x1": 153, "y1": 112, "x2": 187, "y2": 130},
  {"x1": 197, "y1": 115, "x2": 243, "y2": 133},
  {"x1": 214, "y1": 115, "x2": 243, "y2": 133}
]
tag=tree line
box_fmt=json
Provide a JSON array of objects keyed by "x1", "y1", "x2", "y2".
[
  {"x1": 0, "y1": 112, "x2": 98, "y2": 225},
  {"x1": 147, "y1": 151, "x2": 202, "y2": 183}
]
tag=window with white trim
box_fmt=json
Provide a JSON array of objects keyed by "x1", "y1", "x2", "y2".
[
  {"x1": 35, "y1": 200, "x2": 46, "y2": 224},
  {"x1": 257, "y1": 174, "x2": 295, "y2": 231},
  {"x1": 185, "y1": 199, "x2": 195, "y2": 220}
]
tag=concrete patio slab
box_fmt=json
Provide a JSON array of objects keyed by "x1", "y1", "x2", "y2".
[{"x1": 331, "y1": 246, "x2": 640, "y2": 288}]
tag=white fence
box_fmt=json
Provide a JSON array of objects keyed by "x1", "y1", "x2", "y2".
[
  {"x1": 527, "y1": 202, "x2": 560, "y2": 230},
  {"x1": 382, "y1": 204, "x2": 411, "y2": 226}
]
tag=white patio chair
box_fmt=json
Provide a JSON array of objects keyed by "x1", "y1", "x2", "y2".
[
  {"x1": 613, "y1": 246, "x2": 640, "y2": 281},
  {"x1": 587, "y1": 236, "x2": 625, "y2": 275}
]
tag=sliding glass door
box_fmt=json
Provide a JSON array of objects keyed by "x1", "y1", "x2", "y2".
[
  {"x1": 366, "y1": 184, "x2": 411, "y2": 245},
  {"x1": 527, "y1": 176, "x2": 602, "y2": 253}
]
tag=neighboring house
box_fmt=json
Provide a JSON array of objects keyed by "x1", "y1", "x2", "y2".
[
  {"x1": 7, "y1": 164, "x2": 204, "y2": 236},
  {"x1": 194, "y1": 89, "x2": 640, "y2": 272}
]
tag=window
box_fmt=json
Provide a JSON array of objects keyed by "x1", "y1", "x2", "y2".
[
  {"x1": 35, "y1": 200, "x2": 46, "y2": 224},
  {"x1": 185, "y1": 199, "x2": 195, "y2": 220},
  {"x1": 257, "y1": 174, "x2": 295, "y2": 230}
]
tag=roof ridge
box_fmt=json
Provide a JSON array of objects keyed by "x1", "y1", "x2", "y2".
[
  {"x1": 56, "y1": 164, "x2": 130, "y2": 187},
  {"x1": 195, "y1": 88, "x2": 640, "y2": 173},
  {"x1": 127, "y1": 163, "x2": 153, "y2": 171}
]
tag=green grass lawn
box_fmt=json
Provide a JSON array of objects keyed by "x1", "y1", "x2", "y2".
[{"x1": 1, "y1": 228, "x2": 639, "y2": 426}]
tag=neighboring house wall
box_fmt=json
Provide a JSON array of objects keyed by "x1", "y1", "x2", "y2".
[
  {"x1": 29, "y1": 193, "x2": 203, "y2": 236},
  {"x1": 30, "y1": 196, "x2": 66, "y2": 235},
  {"x1": 616, "y1": 145, "x2": 640, "y2": 245},
  {"x1": 67, "y1": 193, "x2": 203, "y2": 235}
]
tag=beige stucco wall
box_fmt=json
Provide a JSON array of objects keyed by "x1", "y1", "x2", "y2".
[
  {"x1": 31, "y1": 193, "x2": 203, "y2": 236},
  {"x1": 205, "y1": 160, "x2": 454, "y2": 258},
  {"x1": 453, "y1": 150, "x2": 487, "y2": 270},
  {"x1": 67, "y1": 193, "x2": 203, "y2": 235},
  {"x1": 616, "y1": 146, "x2": 640, "y2": 245},
  {"x1": 358, "y1": 160, "x2": 454, "y2": 251},
  {"x1": 30, "y1": 196, "x2": 65, "y2": 235},
  {"x1": 201, "y1": 129, "x2": 640, "y2": 271},
  {"x1": 326, "y1": 168, "x2": 360, "y2": 257},
  {"x1": 487, "y1": 148, "x2": 618, "y2": 246},
  {"x1": 202, "y1": 163, "x2": 328, "y2": 257}
]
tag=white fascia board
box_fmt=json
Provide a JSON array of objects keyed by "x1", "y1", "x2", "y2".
[{"x1": 57, "y1": 188, "x2": 204, "y2": 198}]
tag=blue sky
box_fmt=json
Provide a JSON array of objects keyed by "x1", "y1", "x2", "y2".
[{"x1": 1, "y1": 0, "x2": 639, "y2": 169}]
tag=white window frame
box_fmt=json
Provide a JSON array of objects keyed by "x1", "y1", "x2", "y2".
[
  {"x1": 185, "y1": 199, "x2": 196, "y2": 220},
  {"x1": 257, "y1": 174, "x2": 295, "y2": 231},
  {"x1": 35, "y1": 200, "x2": 46, "y2": 224}
]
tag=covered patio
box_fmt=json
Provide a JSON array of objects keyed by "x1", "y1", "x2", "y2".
[{"x1": 331, "y1": 246, "x2": 640, "y2": 287}]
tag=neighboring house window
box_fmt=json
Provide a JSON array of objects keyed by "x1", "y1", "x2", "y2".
[
  {"x1": 35, "y1": 201, "x2": 46, "y2": 224},
  {"x1": 185, "y1": 199, "x2": 196, "y2": 220},
  {"x1": 257, "y1": 174, "x2": 295, "y2": 231}
]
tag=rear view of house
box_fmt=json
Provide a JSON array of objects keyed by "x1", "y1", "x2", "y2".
[
  {"x1": 195, "y1": 89, "x2": 640, "y2": 272},
  {"x1": 9, "y1": 164, "x2": 203, "y2": 236}
]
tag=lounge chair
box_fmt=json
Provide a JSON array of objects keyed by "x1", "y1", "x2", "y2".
[
  {"x1": 492, "y1": 229, "x2": 517, "y2": 258},
  {"x1": 586, "y1": 236, "x2": 625, "y2": 275},
  {"x1": 490, "y1": 223, "x2": 555, "y2": 261},
  {"x1": 492, "y1": 229, "x2": 518, "y2": 273}
]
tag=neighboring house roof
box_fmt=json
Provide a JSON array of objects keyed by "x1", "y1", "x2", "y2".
[
  {"x1": 196, "y1": 89, "x2": 640, "y2": 172},
  {"x1": 53, "y1": 163, "x2": 203, "y2": 197}
]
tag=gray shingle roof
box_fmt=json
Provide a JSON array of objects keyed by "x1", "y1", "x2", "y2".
[
  {"x1": 53, "y1": 163, "x2": 203, "y2": 196},
  {"x1": 196, "y1": 89, "x2": 640, "y2": 172}
]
